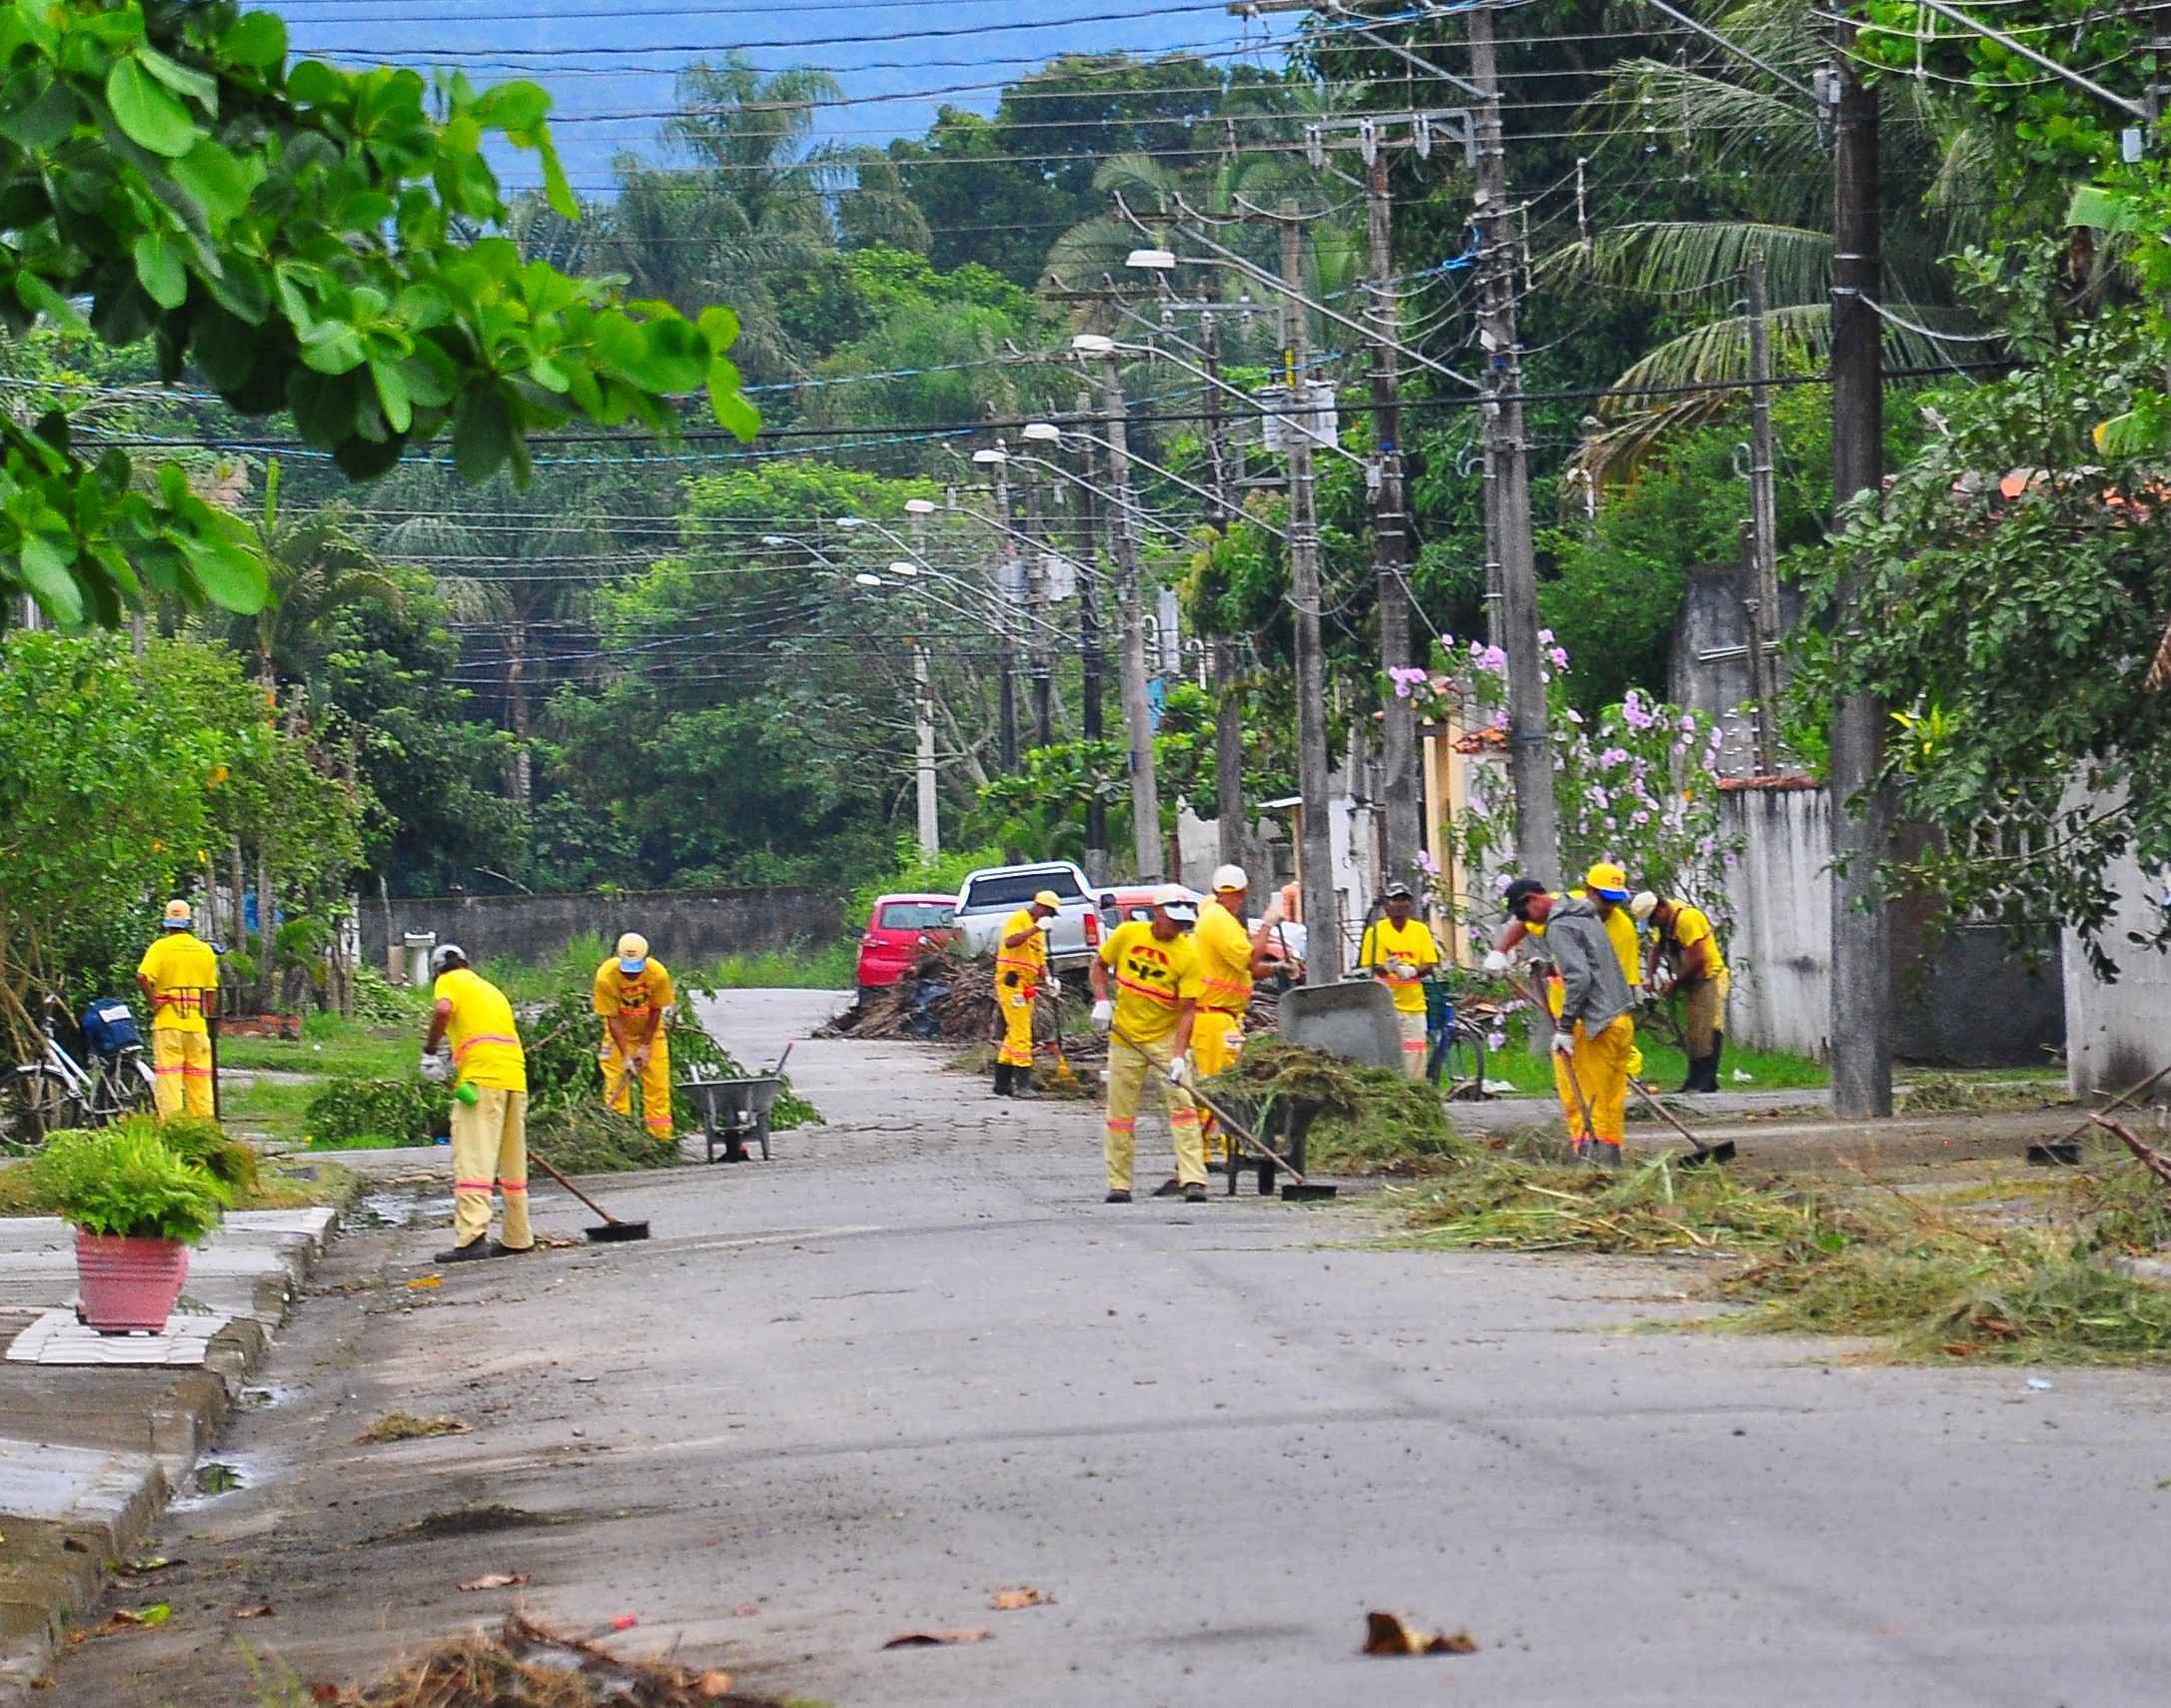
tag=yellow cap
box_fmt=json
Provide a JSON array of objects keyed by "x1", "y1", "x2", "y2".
[
  {"x1": 615, "y1": 932, "x2": 649, "y2": 970},
  {"x1": 1585, "y1": 861, "x2": 1628, "y2": 896},
  {"x1": 162, "y1": 899, "x2": 192, "y2": 928},
  {"x1": 1033, "y1": 889, "x2": 1061, "y2": 909}
]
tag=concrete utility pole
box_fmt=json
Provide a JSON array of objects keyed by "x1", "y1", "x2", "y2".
[
  {"x1": 986, "y1": 456, "x2": 1021, "y2": 773},
  {"x1": 1200, "y1": 314, "x2": 1249, "y2": 875},
  {"x1": 908, "y1": 503, "x2": 941, "y2": 857},
  {"x1": 1743, "y1": 250, "x2": 1782, "y2": 773},
  {"x1": 1282, "y1": 199, "x2": 1340, "y2": 979},
  {"x1": 1020, "y1": 460, "x2": 1054, "y2": 748},
  {"x1": 1826, "y1": 21, "x2": 1893, "y2": 1119},
  {"x1": 1096, "y1": 352, "x2": 1164, "y2": 881},
  {"x1": 1364, "y1": 147, "x2": 1422, "y2": 891},
  {"x1": 1471, "y1": 0, "x2": 1560, "y2": 885},
  {"x1": 1072, "y1": 394, "x2": 1110, "y2": 875}
]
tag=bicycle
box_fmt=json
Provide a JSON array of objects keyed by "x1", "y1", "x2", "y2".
[
  {"x1": 0, "y1": 997, "x2": 158, "y2": 1154},
  {"x1": 1423, "y1": 979, "x2": 1492, "y2": 1102}
]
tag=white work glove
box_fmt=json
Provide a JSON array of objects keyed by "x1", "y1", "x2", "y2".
[
  {"x1": 1389, "y1": 959, "x2": 1417, "y2": 979},
  {"x1": 1167, "y1": 1052, "x2": 1194, "y2": 1088},
  {"x1": 1483, "y1": 949, "x2": 1511, "y2": 974},
  {"x1": 419, "y1": 1050, "x2": 450, "y2": 1083},
  {"x1": 1550, "y1": 1028, "x2": 1575, "y2": 1056},
  {"x1": 1044, "y1": 973, "x2": 1061, "y2": 998},
  {"x1": 1261, "y1": 897, "x2": 1286, "y2": 927},
  {"x1": 1090, "y1": 999, "x2": 1113, "y2": 1033}
]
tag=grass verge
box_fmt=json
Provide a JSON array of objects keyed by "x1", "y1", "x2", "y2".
[
  {"x1": 1397, "y1": 1133, "x2": 2171, "y2": 1363},
  {"x1": 217, "y1": 1013, "x2": 415, "y2": 1079}
]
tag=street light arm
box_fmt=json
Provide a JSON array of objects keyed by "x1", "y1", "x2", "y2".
[
  {"x1": 1065, "y1": 424, "x2": 1291, "y2": 540},
  {"x1": 1099, "y1": 333, "x2": 1367, "y2": 471},
  {"x1": 1001, "y1": 450, "x2": 1194, "y2": 544}
]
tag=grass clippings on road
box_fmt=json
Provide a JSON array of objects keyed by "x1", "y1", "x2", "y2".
[{"x1": 1397, "y1": 1133, "x2": 2171, "y2": 1364}]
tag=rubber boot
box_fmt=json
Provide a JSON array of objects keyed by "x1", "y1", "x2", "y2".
[
  {"x1": 1677, "y1": 1058, "x2": 1703, "y2": 1095},
  {"x1": 992, "y1": 1062, "x2": 1013, "y2": 1098},
  {"x1": 1703, "y1": 1035, "x2": 1725, "y2": 1093}
]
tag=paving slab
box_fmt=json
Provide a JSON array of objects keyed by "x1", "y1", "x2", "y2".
[{"x1": 6, "y1": 1309, "x2": 236, "y2": 1368}]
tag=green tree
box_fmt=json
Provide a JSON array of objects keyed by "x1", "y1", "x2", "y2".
[{"x1": 223, "y1": 463, "x2": 402, "y2": 692}]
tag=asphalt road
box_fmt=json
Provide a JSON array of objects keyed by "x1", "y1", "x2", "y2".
[{"x1": 46, "y1": 990, "x2": 2171, "y2": 1707}]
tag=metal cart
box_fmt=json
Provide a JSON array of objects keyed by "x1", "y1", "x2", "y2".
[{"x1": 682, "y1": 1073, "x2": 784, "y2": 1164}]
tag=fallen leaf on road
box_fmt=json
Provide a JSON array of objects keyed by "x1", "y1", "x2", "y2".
[
  {"x1": 459, "y1": 1573, "x2": 530, "y2": 1591},
  {"x1": 883, "y1": 1628, "x2": 991, "y2": 1648},
  {"x1": 609, "y1": 1614, "x2": 639, "y2": 1631},
  {"x1": 358, "y1": 1411, "x2": 471, "y2": 1444},
  {"x1": 27, "y1": 1677, "x2": 52, "y2": 1691},
  {"x1": 234, "y1": 1605, "x2": 275, "y2": 1620},
  {"x1": 407, "y1": 1275, "x2": 443, "y2": 1290},
  {"x1": 730, "y1": 1603, "x2": 760, "y2": 1617},
  {"x1": 538, "y1": 1235, "x2": 581, "y2": 1250},
  {"x1": 990, "y1": 1587, "x2": 1053, "y2": 1611},
  {"x1": 307, "y1": 1687, "x2": 339, "y2": 1705},
  {"x1": 1363, "y1": 1612, "x2": 1477, "y2": 1656},
  {"x1": 71, "y1": 1604, "x2": 173, "y2": 1643},
  {"x1": 126, "y1": 1556, "x2": 180, "y2": 1573},
  {"x1": 697, "y1": 1670, "x2": 735, "y2": 1698}
]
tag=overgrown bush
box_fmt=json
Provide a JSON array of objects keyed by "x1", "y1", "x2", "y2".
[
  {"x1": 30, "y1": 1127, "x2": 231, "y2": 1243},
  {"x1": 304, "y1": 1077, "x2": 453, "y2": 1150}
]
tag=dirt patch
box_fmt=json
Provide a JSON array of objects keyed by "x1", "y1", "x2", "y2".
[{"x1": 375, "y1": 1504, "x2": 566, "y2": 1543}]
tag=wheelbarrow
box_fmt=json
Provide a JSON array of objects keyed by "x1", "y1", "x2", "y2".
[{"x1": 682, "y1": 1065, "x2": 786, "y2": 1164}]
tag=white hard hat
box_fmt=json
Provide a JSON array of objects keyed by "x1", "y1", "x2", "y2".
[
  {"x1": 432, "y1": 943, "x2": 467, "y2": 973},
  {"x1": 1211, "y1": 863, "x2": 1248, "y2": 892},
  {"x1": 1629, "y1": 891, "x2": 1658, "y2": 923}
]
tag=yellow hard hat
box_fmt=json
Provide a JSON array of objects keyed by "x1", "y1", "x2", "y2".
[
  {"x1": 162, "y1": 899, "x2": 192, "y2": 929},
  {"x1": 1585, "y1": 861, "x2": 1629, "y2": 900},
  {"x1": 1033, "y1": 889, "x2": 1061, "y2": 909},
  {"x1": 615, "y1": 931, "x2": 649, "y2": 971}
]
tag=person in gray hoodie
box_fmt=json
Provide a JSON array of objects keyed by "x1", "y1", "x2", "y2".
[{"x1": 1506, "y1": 877, "x2": 1635, "y2": 1164}]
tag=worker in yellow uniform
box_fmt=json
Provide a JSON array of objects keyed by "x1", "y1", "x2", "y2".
[
  {"x1": 1505, "y1": 879, "x2": 1634, "y2": 1164},
  {"x1": 1485, "y1": 861, "x2": 1645, "y2": 1085},
  {"x1": 1192, "y1": 865, "x2": 1290, "y2": 1164},
  {"x1": 593, "y1": 932, "x2": 675, "y2": 1144},
  {"x1": 136, "y1": 900, "x2": 219, "y2": 1120},
  {"x1": 992, "y1": 889, "x2": 1060, "y2": 1099},
  {"x1": 1631, "y1": 891, "x2": 1731, "y2": 1092},
  {"x1": 422, "y1": 943, "x2": 533, "y2": 1262},
  {"x1": 1089, "y1": 887, "x2": 1208, "y2": 1205},
  {"x1": 1358, "y1": 882, "x2": 1441, "y2": 1078}
]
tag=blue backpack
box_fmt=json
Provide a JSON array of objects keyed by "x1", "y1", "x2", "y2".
[{"x1": 80, "y1": 998, "x2": 144, "y2": 1059}]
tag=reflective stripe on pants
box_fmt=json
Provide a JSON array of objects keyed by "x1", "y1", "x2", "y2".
[
  {"x1": 452, "y1": 1086, "x2": 532, "y2": 1251},
  {"x1": 1397, "y1": 1009, "x2": 1428, "y2": 1079},
  {"x1": 997, "y1": 985, "x2": 1037, "y2": 1069},
  {"x1": 1104, "y1": 1031, "x2": 1205, "y2": 1193},
  {"x1": 1190, "y1": 1010, "x2": 1243, "y2": 1161},
  {"x1": 152, "y1": 1029, "x2": 215, "y2": 1120}
]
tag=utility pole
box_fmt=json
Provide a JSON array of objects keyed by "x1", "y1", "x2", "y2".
[
  {"x1": 1826, "y1": 18, "x2": 1893, "y2": 1119},
  {"x1": 1020, "y1": 459, "x2": 1054, "y2": 747},
  {"x1": 1743, "y1": 250, "x2": 1781, "y2": 773},
  {"x1": 1471, "y1": 0, "x2": 1559, "y2": 886},
  {"x1": 1282, "y1": 199, "x2": 1340, "y2": 979},
  {"x1": 1096, "y1": 352, "x2": 1164, "y2": 881},
  {"x1": 985, "y1": 454, "x2": 1021, "y2": 773},
  {"x1": 1201, "y1": 313, "x2": 1248, "y2": 874},
  {"x1": 1073, "y1": 390, "x2": 1110, "y2": 875},
  {"x1": 908, "y1": 502, "x2": 940, "y2": 857},
  {"x1": 1364, "y1": 147, "x2": 1422, "y2": 890}
]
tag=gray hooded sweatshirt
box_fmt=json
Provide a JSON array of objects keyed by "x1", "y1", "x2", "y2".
[{"x1": 1542, "y1": 895, "x2": 1632, "y2": 1034}]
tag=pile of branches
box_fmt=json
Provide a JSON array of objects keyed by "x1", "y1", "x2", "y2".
[
  {"x1": 316, "y1": 1612, "x2": 774, "y2": 1706},
  {"x1": 821, "y1": 949, "x2": 1101, "y2": 1057},
  {"x1": 1207, "y1": 1037, "x2": 1457, "y2": 1174}
]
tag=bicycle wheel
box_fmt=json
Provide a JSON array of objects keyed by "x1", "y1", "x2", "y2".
[
  {"x1": 1439, "y1": 1024, "x2": 1490, "y2": 1102},
  {"x1": 110, "y1": 1051, "x2": 159, "y2": 1120},
  {"x1": 0, "y1": 1066, "x2": 82, "y2": 1154}
]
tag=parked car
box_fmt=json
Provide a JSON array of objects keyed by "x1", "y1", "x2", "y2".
[
  {"x1": 952, "y1": 861, "x2": 1102, "y2": 971},
  {"x1": 855, "y1": 893, "x2": 959, "y2": 1000}
]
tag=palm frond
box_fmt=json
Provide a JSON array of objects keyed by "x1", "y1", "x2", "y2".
[
  {"x1": 1541, "y1": 221, "x2": 1831, "y2": 308},
  {"x1": 1040, "y1": 215, "x2": 1140, "y2": 300}
]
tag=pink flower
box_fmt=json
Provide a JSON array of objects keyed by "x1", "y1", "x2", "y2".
[
  {"x1": 1487, "y1": 1030, "x2": 1508, "y2": 1052},
  {"x1": 1565, "y1": 708, "x2": 1584, "y2": 724},
  {"x1": 1416, "y1": 848, "x2": 1440, "y2": 876},
  {"x1": 1548, "y1": 646, "x2": 1569, "y2": 669},
  {"x1": 1538, "y1": 628, "x2": 1555, "y2": 644},
  {"x1": 1679, "y1": 714, "x2": 1697, "y2": 734}
]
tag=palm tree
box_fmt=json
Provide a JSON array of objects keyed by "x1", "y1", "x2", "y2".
[{"x1": 228, "y1": 461, "x2": 404, "y2": 694}]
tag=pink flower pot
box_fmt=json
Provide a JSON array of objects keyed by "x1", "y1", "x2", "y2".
[{"x1": 73, "y1": 1233, "x2": 190, "y2": 1334}]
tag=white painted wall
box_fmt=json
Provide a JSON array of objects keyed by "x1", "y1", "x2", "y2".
[
  {"x1": 1716, "y1": 784, "x2": 1833, "y2": 1059},
  {"x1": 2062, "y1": 845, "x2": 2171, "y2": 1098}
]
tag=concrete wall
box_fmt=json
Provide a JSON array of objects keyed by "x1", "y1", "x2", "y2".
[
  {"x1": 362, "y1": 887, "x2": 841, "y2": 975},
  {"x1": 1717, "y1": 783, "x2": 2065, "y2": 1066},
  {"x1": 2062, "y1": 846, "x2": 2171, "y2": 1098}
]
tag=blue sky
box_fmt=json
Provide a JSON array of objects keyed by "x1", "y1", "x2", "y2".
[{"x1": 268, "y1": 1, "x2": 1305, "y2": 199}]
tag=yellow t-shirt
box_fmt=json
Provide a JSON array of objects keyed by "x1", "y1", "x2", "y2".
[
  {"x1": 137, "y1": 932, "x2": 219, "y2": 1033},
  {"x1": 1664, "y1": 904, "x2": 1727, "y2": 983},
  {"x1": 1530, "y1": 889, "x2": 1640, "y2": 1016},
  {"x1": 1098, "y1": 919, "x2": 1201, "y2": 1044},
  {"x1": 433, "y1": 967, "x2": 527, "y2": 1093},
  {"x1": 1359, "y1": 916, "x2": 1440, "y2": 1014},
  {"x1": 592, "y1": 957, "x2": 675, "y2": 1035},
  {"x1": 994, "y1": 907, "x2": 1049, "y2": 988},
  {"x1": 1194, "y1": 899, "x2": 1255, "y2": 1014}
]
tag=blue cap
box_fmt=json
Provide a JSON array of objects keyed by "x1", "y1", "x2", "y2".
[{"x1": 1595, "y1": 888, "x2": 1630, "y2": 904}]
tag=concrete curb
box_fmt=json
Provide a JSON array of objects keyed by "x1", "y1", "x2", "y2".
[{"x1": 0, "y1": 1212, "x2": 334, "y2": 1701}]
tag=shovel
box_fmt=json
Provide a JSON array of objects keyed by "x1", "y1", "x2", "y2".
[
  {"x1": 528, "y1": 1151, "x2": 651, "y2": 1243},
  {"x1": 2029, "y1": 1062, "x2": 2171, "y2": 1167},
  {"x1": 1109, "y1": 1020, "x2": 1336, "y2": 1201},
  {"x1": 1630, "y1": 1079, "x2": 1736, "y2": 1167}
]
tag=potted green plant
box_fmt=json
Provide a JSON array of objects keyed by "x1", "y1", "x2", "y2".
[{"x1": 29, "y1": 1126, "x2": 232, "y2": 1333}]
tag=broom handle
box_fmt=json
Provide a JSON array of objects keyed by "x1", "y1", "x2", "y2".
[
  {"x1": 1628, "y1": 1077, "x2": 1708, "y2": 1150},
  {"x1": 1109, "y1": 1018, "x2": 1312, "y2": 1186},
  {"x1": 527, "y1": 1150, "x2": 626, "y2": 1227}
]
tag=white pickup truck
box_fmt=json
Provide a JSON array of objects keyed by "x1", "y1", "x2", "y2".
[{"x1": 952, "y1": 861, "x2": 1103, "y2": 972}]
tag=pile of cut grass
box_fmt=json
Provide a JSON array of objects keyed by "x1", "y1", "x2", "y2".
[{"x1": 1206, "y1": 1037, "x2": 1460, "y2": 1176}]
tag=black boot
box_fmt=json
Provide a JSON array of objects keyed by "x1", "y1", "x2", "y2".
[
  {"x1": 992, "y1": 1063, "x2": 1013, "y2": 1097},
  {"x1": 1702, "y1": 1035, "x2": 1725, "y2": 1093},
  {"x1": 1678, "y1": 1059, "x2": 1702, "y2": 1095}
]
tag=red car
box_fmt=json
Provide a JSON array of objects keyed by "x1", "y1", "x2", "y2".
[{"x1": 856, "y1": 893, "x2": 959, "y2": 999}]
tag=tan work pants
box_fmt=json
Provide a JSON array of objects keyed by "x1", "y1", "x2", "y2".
[
  {"x1": 451, "y1": 1087, "x2": 532, "y2": 1251},
  {"x1": 152, "y1": 1029, "x2": 214, "y2": 1119},
  {"x1": 1105, "y1": 1031, "x2": 1206, "y2": 1193},
  {"x1": 1681, "y1": 972, "x2": 1730, "y2": 1060}
]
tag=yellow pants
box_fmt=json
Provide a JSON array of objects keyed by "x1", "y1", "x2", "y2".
[
  {"x1": 601, "y1": 1032, "x2": 673, "y2": 1140},
  {"x1": 1547, "y1": 976, "x2": 1642, "y2": 1085},
  {"x1": 1681, "y1": 972, "x2": 1730, "y2": 1059},
  {"x1": 1191, "y1": 1010, "x2": 1243, "y2": 1162},
  {"x1": 151, "y1": 1029, "x2": 214, "y2": 1120},
  {"x1": 1553, "y1": 1013, "x2": 1634, "y2": 1149},
  {"x1": 1105, "y1": 1031, "x2": 1205, "y2": 1193},
  {"x1": 996, "y1": 981, "x2": 1037, "y2": 1069},
  {"x1": 1396, "y1": 1009, "x2": 1428, "y2": 1079},
  {"x1": 451, "y1": 1086, "x2": 532, "y2": 1251}
]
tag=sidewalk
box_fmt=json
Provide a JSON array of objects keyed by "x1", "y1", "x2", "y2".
[{"x1": 0, "y1": 1209, "x2": 336, "y2": 1700}]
